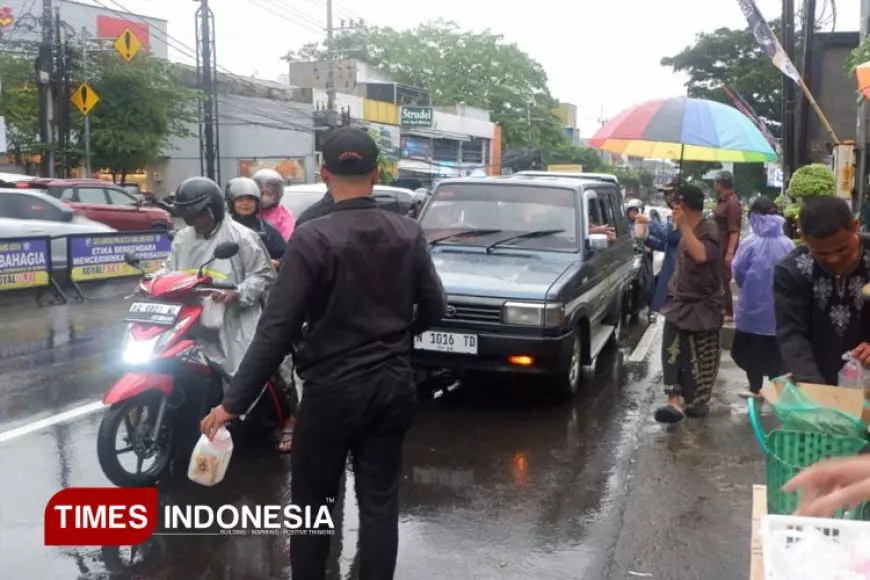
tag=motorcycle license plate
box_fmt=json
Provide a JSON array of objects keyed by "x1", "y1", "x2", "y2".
[{"x1": 125, "y1": 301, "x2": 183, "y2": 326}]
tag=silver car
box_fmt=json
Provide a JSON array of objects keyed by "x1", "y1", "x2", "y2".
[
  {"x1": 0, "y1": 188, "x2": 115, "y2": 270},
  {"x1": 281, "y1": 183, "x2": 418, "y2": 218}
]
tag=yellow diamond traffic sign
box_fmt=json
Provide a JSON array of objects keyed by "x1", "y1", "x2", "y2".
[
  {"x1": 71, "y1": 83, "x2": 99, "y2": 116},
  {"x1": 114, "y1": 28, "x2": 142, "y2": 63}
]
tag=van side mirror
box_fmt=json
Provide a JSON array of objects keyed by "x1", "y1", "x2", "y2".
[{"x1": 587, "y1": 234, "x2": 609, "y2": 251}]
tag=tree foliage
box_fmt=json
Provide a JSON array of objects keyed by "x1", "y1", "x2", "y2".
[
  {"x1": 846, "y1": 36, "x2": 870, "y2": 74},
  {"x1": 290, "y1": 20, "x2": 569, "y2": 153},
  {"x1": 0, "y1": 48, "x2": 197, "y2": 179},
  {"x1": 0, "y1": 53, "x2": 41, "y2": 165},
  {"x1": 82, "y1": 53, "x2": 198, "y2": 180},
  {"x1": 545, "y1": 142, "x2": 606, "y2": 171},
  {"x1": 660, "y1": 21, "x2": 785, "y2": 135}
]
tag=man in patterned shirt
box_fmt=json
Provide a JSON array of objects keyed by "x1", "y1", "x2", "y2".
[{"x1": 774, "y1": 196, "x2": 870, "y2": 385}]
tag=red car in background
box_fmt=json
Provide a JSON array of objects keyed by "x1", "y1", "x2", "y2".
[{"x1": 3, "y1": 176, "x2": 173, "y2": 231}]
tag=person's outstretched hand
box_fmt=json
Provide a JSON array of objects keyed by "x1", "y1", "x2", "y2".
[{"x1": 783, "y1": 455, "x2": 870, "y2": 517}]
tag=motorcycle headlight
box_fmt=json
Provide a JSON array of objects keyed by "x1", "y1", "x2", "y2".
[
  {"x1": 502, "y1": 302, "x2": 565, "y2": 327},
  {"x1": 121, "y1": 317, "x2": 190, "y2": 365},
  {"x1": 122, "y1": 333, "x2": 161, "y2": 365}
]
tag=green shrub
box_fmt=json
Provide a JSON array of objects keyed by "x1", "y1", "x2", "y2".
[
  {"x1": 788, "y1": 164, "x2": 836, "y2": 198},
  {"x1": 784, "y1": 202, "x2": 801, "y2": 220}
]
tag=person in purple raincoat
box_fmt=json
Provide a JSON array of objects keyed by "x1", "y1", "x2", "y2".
[{"x1": 731, "y1": 196, "x2": 794, "y2": 399}]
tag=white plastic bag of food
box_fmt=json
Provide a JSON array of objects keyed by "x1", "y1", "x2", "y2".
[
  {"x1": 200, "y1": 295, "x2": 226, "y2": 330},
  {"x1": 187, "y1": 427, "x2": 233, "y2": 486}
]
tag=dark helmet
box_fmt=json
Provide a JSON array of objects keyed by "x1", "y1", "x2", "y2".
[
  {"x1": 225, "y1": 177, "x2": 261, "y2": 219},
  {"x1": 174, "y1": 177, "x2": 225, "y2": 223}
]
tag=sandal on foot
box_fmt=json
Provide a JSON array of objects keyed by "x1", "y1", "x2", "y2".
[
  {"x1": 275, "y1": 427, "x2": 293, "y2": 454},
  {"x1": 738, "y1": 391, "x2": 763, "y2": 400},
  {"x1": 654, "y1": 404, "x2": 684, "y2": 424}
]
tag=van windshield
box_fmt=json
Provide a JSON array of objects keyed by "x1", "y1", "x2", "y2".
[{"x1": 419, "y1": 184, "x2": 578, "y2": 251}]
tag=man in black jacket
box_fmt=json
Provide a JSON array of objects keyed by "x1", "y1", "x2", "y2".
[
  {"x1": 774, "y1": 196, "x2": 870, "y2": 385},
  {"x1": 296, "y1": 189, "x2": 334, "y2": 226},
  {"x1": 201, "y1": 127, "x2": 447, "y2": 580}
]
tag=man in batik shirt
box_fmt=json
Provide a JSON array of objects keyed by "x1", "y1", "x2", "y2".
[{"x1": 774, "y1": 196, "x2": 870, "y2": 384}]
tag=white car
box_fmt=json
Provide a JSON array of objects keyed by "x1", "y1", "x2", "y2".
[
  {"x1": 0, "y1": 188, "x2": 115, "y2": 269},
  {"x1": 281, "y1": 183, "x2": 418, "y2": 218}
]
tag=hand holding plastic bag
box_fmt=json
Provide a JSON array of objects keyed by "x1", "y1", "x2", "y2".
[
  {"x1": 200, "y1": 295, "x2": 226, "y2": 329},
  {"x1": 188, "y1": 427, "x2": 233, "y2": 486}
]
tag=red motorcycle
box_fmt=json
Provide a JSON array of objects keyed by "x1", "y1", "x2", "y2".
[{"x1": 97, "y1": 241, "x2": 290, "y2": 487}]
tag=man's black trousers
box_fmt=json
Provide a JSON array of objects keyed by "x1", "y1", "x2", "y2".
[{"x1": 290, "y1": 364, "x2": 416, "y2": 580}]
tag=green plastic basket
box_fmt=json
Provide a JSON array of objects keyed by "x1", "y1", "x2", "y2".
[{"x1": 748, "y1": 398, "x2": 870, "y2": 517}]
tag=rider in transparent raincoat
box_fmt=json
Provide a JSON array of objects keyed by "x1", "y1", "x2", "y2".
[{"x1": 164, "y1": 177, "x2": 276, "y2": 376}]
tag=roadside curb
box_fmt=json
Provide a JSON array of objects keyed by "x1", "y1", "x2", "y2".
[{"x1": 0, "y1": 278, "x2": 134, "y2": 310}]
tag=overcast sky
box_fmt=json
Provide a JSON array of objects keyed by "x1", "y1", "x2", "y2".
[{"x1": 110, "y1": 0, "x2": 858, "y2": 136}]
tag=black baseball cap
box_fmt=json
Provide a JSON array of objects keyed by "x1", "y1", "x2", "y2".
[
  {"x1": 321, "y1": 127, "x2": 379, "y2": 176},
  {"x1": 657, "y1": 176, "x2": 680, "y2": 192},
  {"x1": 674, "y1": 185, "x2": 705, "y2": 211}
]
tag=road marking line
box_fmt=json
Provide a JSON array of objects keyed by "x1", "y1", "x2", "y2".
[
  {"x1": 0, "y1": 400, "x2": 104, "y2": 444},
  {"x1": 627, "y1": 318, "x2": 662, "y2": 363}
]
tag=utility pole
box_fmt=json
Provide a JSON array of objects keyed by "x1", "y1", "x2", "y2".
[
  {"x1": 36, "y1": 0, "x2": 54, "y2": 177},
  {"x1": 194, "y1": 0, "x2": 219, "y2": 183},
  {"x1": 325, "y1": 0, "x2": 335, "y2": 122},
  {"x1": 858, "y1": 0, "x2": 870, "y2": 206},
  {"x1": 782, "y1": 0, "x2": 796, "y2": 187},
  {"x1": 54, "y1": 6, "x2": 68, "y2": 177},
  {"x1": 80, "y1": 27, "x2": 90, "y2": 176},
  {"x1": 797, "y1": 0, "x2": 816, "y2": 168}
]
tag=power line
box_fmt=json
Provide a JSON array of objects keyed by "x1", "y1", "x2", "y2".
[
  {"x1": 244, "y1": 0, "x2": 324, "y2": 34},
  {"x1": 94, "y1": 0, "x2": 314, "y2": 120}
]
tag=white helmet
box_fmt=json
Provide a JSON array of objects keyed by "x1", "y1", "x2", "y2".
[
  {"x1": 252, "y1": 168, "x2": 284, "y2": 209},
  {"x1": 226, "y1": 177, "x2": 261, "y2": 201},
  {"x1": 625, "y1": 198, "x2": 644, "y2": 211}
]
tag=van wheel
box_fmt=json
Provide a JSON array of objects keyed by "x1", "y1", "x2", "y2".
[
  {"x1": 550, "y1": 333, "x2": 582, "y2": 401},
  {"x1": 151, "y1": 223, "x2": 169, "y2": 231}
]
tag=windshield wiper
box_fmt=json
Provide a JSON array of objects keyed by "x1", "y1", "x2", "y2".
[
  {"x1": 428, "y1": 229, "x2": 503, "y2": 246},
  {"x1": 484, "y1": 229, "x2": 566, "y2": 253}
]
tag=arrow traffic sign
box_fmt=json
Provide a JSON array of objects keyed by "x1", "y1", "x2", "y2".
[
  {"x1": 71, "y1": 83, "x2": 99, "y2": 116},
  {"x1": 114, "y1": 28, "x2": 142, "y2": 63}
]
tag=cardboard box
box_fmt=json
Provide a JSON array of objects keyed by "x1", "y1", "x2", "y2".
[
  {"x1": 760, "y1": 380, "x2": 870, "y2": 427},
  {"x1": 750, "y1": 484, "x2": 767, "y2": 580}
]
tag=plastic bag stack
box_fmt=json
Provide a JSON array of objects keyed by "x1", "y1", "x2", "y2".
[{"x1": 765, "y1": 526, "x2": 870, "y2": 579}]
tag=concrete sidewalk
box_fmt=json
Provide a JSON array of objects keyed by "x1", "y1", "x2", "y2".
[{"x1": 608, "y1": 351, "x2": 767, "y2": 580}]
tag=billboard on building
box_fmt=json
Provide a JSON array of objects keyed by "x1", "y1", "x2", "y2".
[
  {"x1": 401, "y1": 136, "x2": 432, "y2": 160},
  {"x1": 96, "y1": 15, "x2": 151, "y2": 49},
  {"x1": 239, "y1": 158, "x2": 307, "y2": 183}
]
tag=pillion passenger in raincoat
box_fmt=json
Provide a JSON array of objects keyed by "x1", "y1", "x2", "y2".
[{"x1": 162, "y1": 177, "x2": 276, "y2": 376}]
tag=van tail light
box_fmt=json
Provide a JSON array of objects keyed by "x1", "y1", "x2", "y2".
[{"x1": 15, "y1": 182, "x2": 31, "y2": 188}]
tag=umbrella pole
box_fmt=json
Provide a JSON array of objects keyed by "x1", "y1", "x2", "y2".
[{"x1": 678, "y1": 144, "x2": 685, "y2": 186}]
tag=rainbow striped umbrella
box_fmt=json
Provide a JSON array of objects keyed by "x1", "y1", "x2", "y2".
[{"x1": 589, "y1": 97, "x2": 777, "y2": 163}]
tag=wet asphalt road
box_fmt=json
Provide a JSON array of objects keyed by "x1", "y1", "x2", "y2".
[{"x1": 0, "y1": 299, "x2": 764, "y2": 580}]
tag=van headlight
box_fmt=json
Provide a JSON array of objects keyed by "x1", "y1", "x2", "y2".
[{"x1": 502, "y1": 302, "x2": 565, "y2": 327}]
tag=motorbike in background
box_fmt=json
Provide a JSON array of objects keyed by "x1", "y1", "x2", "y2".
[{"x1": 96, "y1": 241, "x2": 289, "y2": 487}]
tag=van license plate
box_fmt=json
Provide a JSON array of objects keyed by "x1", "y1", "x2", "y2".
[{"x1": 414, "y1": 331, "x2": 478, "y2": 355}]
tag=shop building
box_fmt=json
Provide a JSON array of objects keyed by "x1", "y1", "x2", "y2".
[
  {"x1": 0, "y1": 0, "x2": 168, "y2": 57},
  {"x1": 286, "y1": 58, "x2": 499, "y2": 184},
  {"x1": 153, "y1": 69, "x2": 315, "y2": 195}
]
